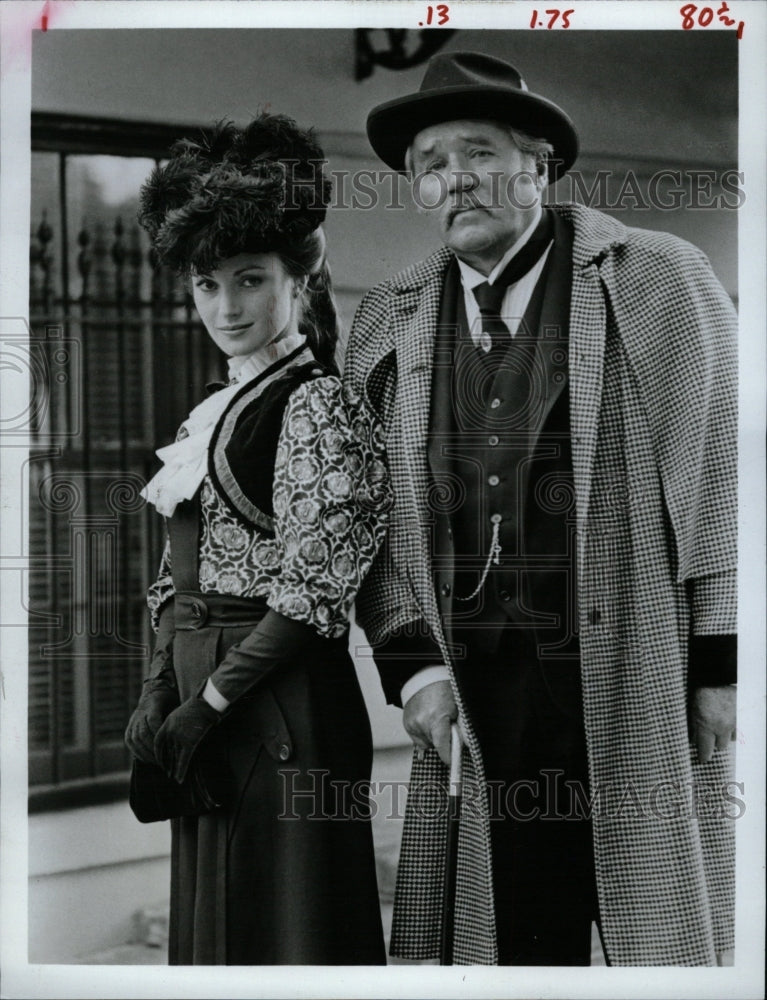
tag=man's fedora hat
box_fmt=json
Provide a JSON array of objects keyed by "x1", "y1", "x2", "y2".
[{"x1": 367, "y1": 51, "x2": 578, "y2": 181}]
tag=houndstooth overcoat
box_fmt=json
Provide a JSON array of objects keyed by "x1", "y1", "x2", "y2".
[{"x1": 343, "y1": 202, "x2": 737, "y2": 966}]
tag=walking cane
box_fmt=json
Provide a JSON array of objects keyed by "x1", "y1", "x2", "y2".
[{"x1": 440, "y1": 722, "x2": 463, "y2": 965}]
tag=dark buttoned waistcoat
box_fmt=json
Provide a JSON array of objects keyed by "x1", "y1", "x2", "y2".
[{"x1": 429, "y1": 210, "x2": 578, "y2": 660}]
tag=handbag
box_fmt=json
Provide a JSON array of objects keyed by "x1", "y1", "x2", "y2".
[{"x1": 129, "y1": 746, "x2": 235, "y2": 824}]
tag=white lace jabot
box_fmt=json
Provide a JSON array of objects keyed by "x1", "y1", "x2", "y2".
[{"x1": 141, "y1": 332, "x2": 306, "y2": 517}]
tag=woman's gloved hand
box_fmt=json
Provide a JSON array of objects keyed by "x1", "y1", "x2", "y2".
[
  {"x1": 125, "y1": 679, "x2": 180, "y2": 763},
  {"x1": 153, "y1": 697, "x2": 223, "y2": 783}
]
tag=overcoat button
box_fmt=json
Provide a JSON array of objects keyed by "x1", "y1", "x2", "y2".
[
  {"x1": 488, "y1": 474, "x2": 500, "y2": 486},
  {"x1": 191, "y1": 603, "x2": 201, "y2": 618},
  {"x1": 440, "y1": 583, "x2": 451, "y2": 598},
  {"x1": 499, "y1": 589, "x2": 511, "y2": 602},
  {"x1": 490, "y1": 397, "x2": 501, "y2": 409},
  {"x1": 278, "y1": 744, "x2": 291, "y2": 761},
  {"x1": 488, "y1": 435, "x2": 499, "y2": 447}
]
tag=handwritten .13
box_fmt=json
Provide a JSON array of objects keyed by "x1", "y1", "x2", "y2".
[{"x1": 419, "y1": 5, "x2": 450, "y2": 26}]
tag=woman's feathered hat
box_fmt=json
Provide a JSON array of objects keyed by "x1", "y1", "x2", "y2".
[{"x1": 138, "y1": 114, "x2": 332, "y2": 273}]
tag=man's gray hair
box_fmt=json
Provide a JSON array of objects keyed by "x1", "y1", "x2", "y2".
[{"x1": 404, "y1": 124, "x2": 554, "y2": 178}]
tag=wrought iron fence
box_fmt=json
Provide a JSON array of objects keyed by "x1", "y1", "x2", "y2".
[{"x1": 28, "y1": 120, "x2": 225, "y2": 803}]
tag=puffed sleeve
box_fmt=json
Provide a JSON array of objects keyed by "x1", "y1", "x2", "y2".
[
  {"x1": 147, "y1": 537, "x2": 175, "y2": 634},
  {"x1": 267, "y1": 375, "x2": 392, "y2": 638}
]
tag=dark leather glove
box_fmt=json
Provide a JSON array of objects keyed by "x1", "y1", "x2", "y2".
[
  {"x1": 206, "y1": 609, "x2": 318, "y2": 703},
  {"x1": 153, "y1": 696, "x2": 223, "y2": 783},
  {"x1": 125, "y1": 678, "x2": 180, "y2": 763}
]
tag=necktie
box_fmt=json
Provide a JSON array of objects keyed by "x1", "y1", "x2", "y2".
[{"x1": 472, "y1": 211, "x2": 554, "y2": 354}]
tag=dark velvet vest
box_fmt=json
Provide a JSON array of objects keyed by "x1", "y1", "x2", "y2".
[{"x1": 429, "y1": 210, "x2": 579, "y2": 659}]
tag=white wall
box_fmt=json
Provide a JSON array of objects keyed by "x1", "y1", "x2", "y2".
[{"x1": 28, "y1": 800, "x2": 171, "y2": 962}]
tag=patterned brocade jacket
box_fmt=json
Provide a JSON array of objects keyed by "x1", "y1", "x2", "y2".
[{"x1": 148, "y1": 355, "x2": 391, "y2": 642}]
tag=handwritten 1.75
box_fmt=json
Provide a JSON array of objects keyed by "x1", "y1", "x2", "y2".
[{"x1": 530, "y1": 9, "x2": 575, "y2": 28}]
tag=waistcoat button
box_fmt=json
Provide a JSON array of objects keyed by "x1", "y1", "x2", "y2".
[
  {"x1": 490, "y1": 397, "x2": 501, "y2": 409},
  {"x1": 488, "y1": 435, "x2": 499, "y2": 447},
  {"x1": 488, "y1": 474, "x2": 500, "y2": 487},
  {"x1": 440, "y1": 583, "x2": 451, "y2": 598},
  {"x1": 278, "y1": 744, "x2": 291, "y2": 761}
]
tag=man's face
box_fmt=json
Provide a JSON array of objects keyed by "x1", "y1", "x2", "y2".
[{"x1": 409, "y1": 119, "x2": 544, "y2": 273}]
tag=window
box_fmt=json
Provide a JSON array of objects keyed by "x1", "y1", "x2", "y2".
[{"x1": 28, "y1": 114, "x2": 225, "y2": 808}]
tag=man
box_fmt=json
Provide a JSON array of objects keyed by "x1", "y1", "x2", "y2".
[{"x1": 344, "y1": 51, "x2": 737, "y2": 966}]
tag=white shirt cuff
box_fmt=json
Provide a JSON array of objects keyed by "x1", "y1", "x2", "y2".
[
  {"x1": 401, "y1": 665, "x2": 451, "y2": 707},
  {"x1": 202, "y1": 677, "x2": 229, "y2": 713}
]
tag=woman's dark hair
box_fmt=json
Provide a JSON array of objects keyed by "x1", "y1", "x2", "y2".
[
  {"x1": 138, "y1": 113, "x2": 339, "y2": 370},
  {"x1": 279, "y1": 227, "x2": 341, "y2": 375}
]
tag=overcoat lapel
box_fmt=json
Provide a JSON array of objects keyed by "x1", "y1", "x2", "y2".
[
  {"x1": 391, "y1": 250, "x2": 453, "y2": 642},
  {"x1": 568, "y1": 263, "x2": 605, "y2": 574},
  {"x1": 526, "y1": 211, "x2": 573, "y2": 458},
  {"x1": 560, "y1": 205, "x2": 626, "y2": 577},
  {"x1": 427, "y1": 256, "x2": 460, "y2": 484}
]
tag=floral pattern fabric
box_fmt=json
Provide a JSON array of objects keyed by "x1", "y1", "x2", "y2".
[{"x1": 147, "y1": 375, "x2": 391, "y2": 639}]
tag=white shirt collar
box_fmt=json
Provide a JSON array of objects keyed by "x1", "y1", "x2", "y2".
[
  {"x1": 456, "y1": 205, "x2": 543, "y2": 291},
  {"x1": 226, "y1": 329, "x2": 306, "y2": 384}
]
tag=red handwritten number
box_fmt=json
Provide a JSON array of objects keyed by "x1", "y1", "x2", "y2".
[
  {"x1": 424, "y1": 5, "x2": 449, "y2": 25},
  {"x1": 680, "y1": 2, "x2": 744, "y2": 36},
  {"x1": 530, "y1": 9, "x2": 574, "y2": 28},
  {"x1": 680, "y1": 4, "x2": 697, "y2": 28}
]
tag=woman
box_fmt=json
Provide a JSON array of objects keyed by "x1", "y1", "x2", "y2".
[{"x1": 124, "y1": 115, "x2": 389, "y2": 965}]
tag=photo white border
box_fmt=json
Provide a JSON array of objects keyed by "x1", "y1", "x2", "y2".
[{"x1": 1, "y1": 2, "x2": 765, "y2": 997}]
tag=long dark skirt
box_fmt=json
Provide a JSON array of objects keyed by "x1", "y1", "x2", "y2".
[{"x1": 168, "y1": 614, "x2": 386, "y2": 965}]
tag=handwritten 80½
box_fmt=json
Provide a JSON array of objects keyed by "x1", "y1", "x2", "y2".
[{"x1": 680, "y1": 3, "x2": 744, "y2": 38}]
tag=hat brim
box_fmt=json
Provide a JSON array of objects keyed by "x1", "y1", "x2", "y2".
[{"x1": 367, "y1": 86, "x2": 578, "y2": 182}]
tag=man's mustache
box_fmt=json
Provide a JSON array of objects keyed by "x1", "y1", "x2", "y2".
[{"x1": 447, "y1": 190, "x2": 489, "y2": 224}]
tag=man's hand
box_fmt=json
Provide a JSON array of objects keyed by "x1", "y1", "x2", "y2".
[
  {"x1": 690, "y1": 685, "x2": 736, "y2": 764},
  {"x1": 403, "y1": 679, "x2": 458, "y2": 767}
]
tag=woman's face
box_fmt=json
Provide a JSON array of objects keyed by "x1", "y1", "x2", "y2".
[{"x1": 191, "y1": 252, "x2": 299, "y2": 358}]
